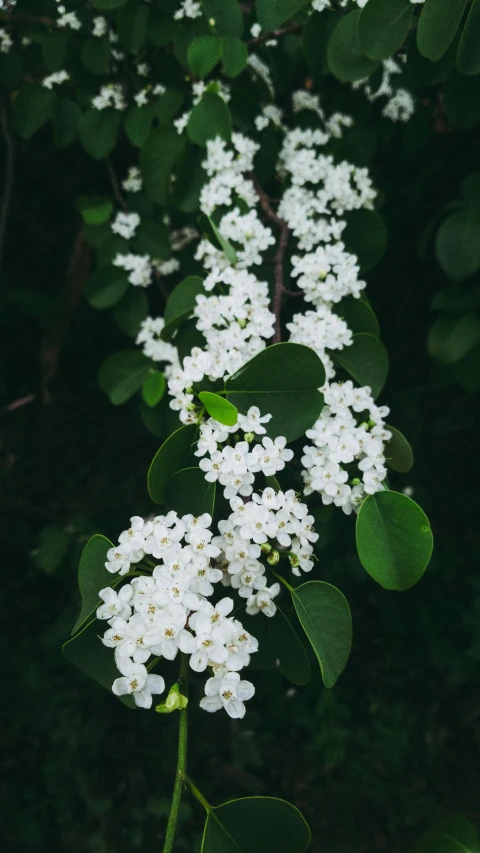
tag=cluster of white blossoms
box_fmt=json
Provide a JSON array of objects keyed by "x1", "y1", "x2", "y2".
[
  {"x1": 136, "y1": 317, "x2": 180, "y2": 367},
  {"x1": 111, "y1": 211, "x2": 141, "y2": 241},
  {"x1": 173, "y1": 0, "x2": 202, "y2": 20},
  {"x1": 57, "y1": 6, "x2": 81, "y2": 30},
  {"x1": 302, "y1": 381, "x2": 391, "y2": 513},
  {"x1": 352, "y1": 58, "x2": 415, "y2": 123},
  {"x1": 42, "y1": 70, "x2": 70, "y2": 90},
  {"x1": 92, "y1": 83, "x2": 126, "y2": 111},
  {"x1": 113, "y1": 253, "x2": 152, "y2": 287},
  {"x1": 100, "y1": 512, "x2": 258, "y2": 717},
  {"x1": 0, "y1": 28, "x2": 13, "y2": 53},
  {"x1": 92, "y1": 16, "x2": 108, "y2": 38},
  {"x1": 194, "y1": 409, "x2": 293, "y2": 500},
  {"x1": 122, "y1": 166, "x2": 142, "y2": 194}
]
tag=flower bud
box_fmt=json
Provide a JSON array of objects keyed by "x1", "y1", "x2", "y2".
[
  {"x1": 267, "y1": 549, "x2": 280, "y2": 565},
  {"x1": 244, "y1": 432, "x2": 255, "y2": 443},
  {"x1": 260, "y1": 542, "x2": 272, "y2": 554},
  {"x1": 156, "y1": 683, "x2": 188, "y2": 714},
  {"x1": 289, "y1": 552, "x2": 300, "y2": 568}
]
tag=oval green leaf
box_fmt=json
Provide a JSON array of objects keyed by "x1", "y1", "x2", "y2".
[
  {"x1": 187, "y1": 93, "x2": 232, "y2": 146},
  {"x1": 417, "y1": 0, "x2": 468, "y2": 62},
  {"x1": 165, "y1": 467, "x2": 216, "y2": 517},
  {"x1": 327, "y1": 10, "x2": 380, "y2": 82},
  {"x1": 78, "y1": 109, "x2": 123, "y2": 160},
  {"x1": 148, "y1": 423, "x2": 198, "y2": 504},
  {"x1": 384, "y1": 425, "x2": 414, "y2": 473},
  {"x1": 70, "y1": 534, "x2": 116, "y2": 635},
  {"x1": 142, "y1": 371, "x2": 166, "y2": 407},
  {"x1": 225, "y1": 343, "x2": 326, "y2": 442},
  {"x1": 201, "y1": 796, "x2": 310, "y2": 853},
  {"x1": 292, "y1": 581, "x2": 352, "y2": 688},
  {"x1": 414, "y1": 814, "x2": 480, "y2": 853},
  {"x1": 188, "y1": 36, "x2": 223, "y2": 78},
  {"x1": 334, "y1": 297, "x2": 379, "y2": 337},
  {"x1": 198, "y1": 391, "x2": 238, "y2": 426},
  {"x1": 98, "y1": 351, "x2": 152, "y2": 405},
  {"x1": 329, "y1": 333, "x2": 388, "y2": 398},
  {"x1": 435, "y1": 210, "x2": 480, "y2": 280},
  {"x1": 356, "y1": 490, "x2": 434, "y2": 591},
  {"x1": 221, "y1": 38, "x2": 248, "y2": 78},
  {"x1": 358, "y1": 0, "x2": 412, "y2": 61},
  {"x1": 84, "y1": 267, "x2": 128, "y2": 309},
  {"x1": 343, "y1": 209, "x2": 387, "y2": 273},
  {"x1": 162, "y1": 276, "x2": 205, "y2": 340},
  {"x1": 457, "y1": 0, "x2": 480, "y2": 75}
]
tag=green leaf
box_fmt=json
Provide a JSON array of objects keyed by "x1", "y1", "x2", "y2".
[
  {"x1": 142, "y1": 371, "x2": 166, "y2": 407},
  {"x1": 78, "y1": 109, "x2": 123, "y2": 160},
  {"x1": 329, "y1": 333, "x2": 388, "y2": 398},
  {"x1": 85, "y1": 267, "x2": 129, "y2": 309},
  {"x1": 165, "y1": 467, "x2": 216, "y2": 516},
  {"x1": 435, "y1": 210, "x2": 480, "y2": 280},
  {"x1": 428, "y1": 313, "x2": 480, "y2": 364},
  {"x1": 457, "y1": 0, "x2": 480, "y2": 74},
  {"x1": 91, "y1": 0, "x2": 129, "y2": 7},
  {"x1": 198, "y1": 392, "x2": 238, "y2": 426},
  {"x1": 292, "y1": 581, "x2": 352, "y2": 688},
  {"x1": 0, "y1": 52, "x2": 23, "y2": 91},
  {"x1": 256, "y1": 0, "x2": 309, "y2": 29},
  {"x1": 358, "y1": 0, "x2": 412, "y2": 61},
  {"x1": 133, "y1": 220, "x2": 170, "y2": 258},
  {"x1": 334, "y1": 297, "x2": 379, "y2": 337},
  {"x1": 384, "y1": 425, "x2": 414, "y2": 473},
  {"x1": 188, "y1": 36, "x2": 223, "y2": 77},
  {"x1": 42, "y1": 31, "x2": 70, "y2": 72},
  {"x1": 113, "y1": 288, "x2": 148, "y2": 336},
  {"x1": 51, "y1": 97, "x2": 81, "y2": 149},
  {"x1": 414, "y1": 814, "x2": 480, "y2": 853},
  {"x1": 33, "y1": 526, "x2": 71, "y2": 575},
  {"x1": 125, "y1": 105, "x2": 154, "y2": 148},
  {"x1": 270, "y1": 606, "x2": 311, "y2": 686},
  {"x1": 148, "y1": 424, "x2": 198, "y2": 504},
  {"x1": 117, "y1": 2, "x2": 149, "y2": 53},
  {"x1": 417, "y1": 0, "x2": 468, "y2": 62},
  {"x1": 198, "y1": 214, "x2": 237, "y2": 264},
  {"x1": 12, "y1": 84, "x2": 55, "y2": 139},
  {"x1": 141, "y1": 127, "x2": 186, "y2": 204},
  {"x1": 201, "y1": 0, "x2": 244, "y2": 37},
  {"x1": 80, "y1": 37, "x2": 110, "y2": 75},
  {"x1": 98, "y1": 351, "x2": 152, "y2": 405},
  {"x1": 327, "y1": 10, "x2": 379, "y2": 83},
  {"x1": 78, "y1": 197, "x2": 113, "y2": 226},
  {"x1": 70, "y1": 534, "x2": 115, "y2": 635},
  {"x1": 225, "y1": 343, "x2": 326, "y2": 442},
  {"x1": 201, "y1": 796, "x2": 310, "y2": 853},
  {"x1": 343, "y1": 209, "x2": 387, "y2": 272},
  {"x1": 162, "y1": 276, "x2": 205, "y2": 340},
  {"x1": 63, "y1": 618, "x2": 135, "y2": 708},
  {"x1": 187, "y1": 93, "x2": 232, "y2": 146},
  {"x1": 221, "y1": 38, "x2": 248, "y2": 77},
  {"x1": 356, "y1": 491, "x2": 434, "y2": 591},
  {"x1": 302, "y1": 10, "x2": 339, "y2": 79}
]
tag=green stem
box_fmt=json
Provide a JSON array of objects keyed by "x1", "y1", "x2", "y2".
[
  {"x1": 162, "y1": 655, "x2": 189, "y2": 853},
  {"x1": 272, "y1": 569, "x2": 294, "y2": 593},
  {"x1": 185, "y1": 777, "x2": 212, "y2": 812}
]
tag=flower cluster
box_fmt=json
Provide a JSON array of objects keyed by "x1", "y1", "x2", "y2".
[
  {"x1": 352, "y1": 58, "x2": 415, "y2": 123},
  {"x1": 111, "y1": 212, "x2": 141, "y2": 241},
  {"x1": 0, "y1": 28, "x2": 13, "y2": 54},
  {"x1": 136, "y1": 317, "x2": 180, "y2": 367},
  {"x1": 194, "y1": 409, "x2": 293, "y2": 499},
  {"x1": 92, "y1": 83, "x2": 126, "y2": 111},
  {"x1": 42, "y1": 70, "x2": 70, "y2": 90},
  {"x1": 113, "y1": 253, "x2": 152, "y2": 287},
  {"x1": 101, "y1": 513, "x2": 257, "y2": 717},
  {"x1": 302, "y1": 381, "x2": 391, "y2": 514},
  {"x1": 213, "y1": 486, "x2": 318, "y2": 587},
  {"x1": 122, "y1": 166, "x2": 142, "y2": 194}
]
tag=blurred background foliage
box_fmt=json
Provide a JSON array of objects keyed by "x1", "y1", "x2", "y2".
[{"x1": 1, "y1": 1, "x2": 480, "y2": 851}]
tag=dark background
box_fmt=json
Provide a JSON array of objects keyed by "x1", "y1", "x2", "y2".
[{"x1": 1, "y1": 115, "x2": 479, "y2": 853}]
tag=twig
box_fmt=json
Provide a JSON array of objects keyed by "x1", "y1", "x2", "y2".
[
  {"x1": 247, "y1": 22, "x2": 302, "y2": 46},
  {"x1": 106, "y1": 158, "x2": 128, "y2": 213},
  {"x1": 0, "y1": 93, "x2": 14, "y2": 281},
  {"x1": 253, "y1": 178, "x2": 291, "y2": 343},
  {"x1": 4, "y1": 394, "x2": 35, "y2": 413},
  {"x1": 0, "y1": 11, "x2": 59, "y2": 28}
]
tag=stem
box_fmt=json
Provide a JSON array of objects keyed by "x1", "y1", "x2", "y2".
[
  {"x1": 272, "y1": 569, "x2": 294, "y2": 593},
  {"x1": 162, "y1": 654, "x2": 189, "y2": 853},
  {"x1": 185, "y1": 777, "x2": 212, "y2": 812},
  {"x1": 106, "y1": 157, "x2": 128, "y2": 213},
  {"x1": 253, "y1": 179, "x2": 290, "y2": 344}
]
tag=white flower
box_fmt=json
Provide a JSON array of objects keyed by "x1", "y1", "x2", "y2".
[
  {"x1": 111, "y1": 211, "x2": 141, "y2": 240},
  {"x1": 113, "y1": 253, "x2": 152, "y2": 287},
  {"x1": 237, "y1": 407, "x2": 272, "y2": 435},
  {"x1": 97, "y1": 585, "x2": 133, "y2": 620},
  {"x1": 200, "y1": 671, "x2": 255, "y2": 718},
  {"x1": 112, "y1": 659, "x2": 165, "y2": 709},
  {"x1": 42, "y1": 70, "x2": 69, "y2": 90},
  {"x1": 122, "y1": 166, "x2": 142, "y2": 193},
  {"x1": 246, "y1": 583, "x2": 281, "y2": 617},
  {"x1": 92, "y1": 16, "x2": 108, "y2": 37}
]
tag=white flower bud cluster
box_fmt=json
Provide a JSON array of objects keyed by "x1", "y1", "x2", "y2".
[
  {"x1": 136, "y1": 317, "x2": 180, "y2": 368},
  {"x1": 173, "y1": 0, "x2": 202, "y2": 20},
  {"x1": 111, "y1": 211, "x2": 141, "y2": 241},
  {"x1": 92, "y1": 83, "x2": 126, "y2": 111},
  {"x1": 0, "y1": 28, "x2": 13, "y2": 54},
  {"x1": 57, "y1": 7, "x2": 81, "y2": 30},
  {"x1": 113, "y1": 253, "x2": 152, "y2": 287},
  {"x1": 194, "y1": 410, "x2": 293, "y2": 499},
  {"x1": 42, "y1": 70, "x2": 70, "y2": 90},
  {"x1": 122, "y1": 166, "x2": 142, "y2": 194},
  {"x1": 302, "y1": 381, "x2": 391, "y2": 514},
  {"x1": 352, "y1": 58, "x2": 415, "y2": 123},
  {"x1": 99, "y1": 512, "x2": 257, "y2": 716},
  {"x1": 92, "y1": 16, "x2": 108, "y2": 38}
]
